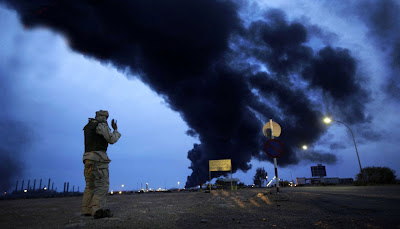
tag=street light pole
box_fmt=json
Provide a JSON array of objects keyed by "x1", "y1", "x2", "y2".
[
  {"x1": 324, "y1": 117, "x2": 362, "y2": 172},
  {"x1": 333, "y1": 120, "x2": 362, "y2": 172}
]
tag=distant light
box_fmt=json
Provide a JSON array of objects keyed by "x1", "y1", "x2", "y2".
[
  {"x1": 118, "y1": 191, "x2": 122, "y2": 194},
  {"x1": 323, "y1": 117, "x2": 332, "y2": 124},
  {"x1": 302, "y1": 145, "x2": 308, "y2": 150},
  {"x1": 4, "y1": 192, "x2": 6, "y2": 195},
  {"x1": 24, "y1": 189, "x2": 28, "y2": 193},
  {"x1": 44, "y1": 187, "x2": 47, "y2": 190},
  {"x1": 110, "y1": 190, "x2": 114, "y2": 195},
  {"x1": 121, "y1": 184, "x2": 124, "y2": 188}
]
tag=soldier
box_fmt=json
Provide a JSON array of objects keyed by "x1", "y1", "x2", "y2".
[{"x1": 81, "y1": 110, "x2": 121, "y2": 218}]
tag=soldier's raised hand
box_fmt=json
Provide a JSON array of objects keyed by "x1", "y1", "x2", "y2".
[{"x1": 111, "y1": 119, "x2": 118, "y2": 130}]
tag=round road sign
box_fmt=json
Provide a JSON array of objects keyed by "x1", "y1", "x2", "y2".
[
  {"x1": 262, "y1": 121, "x2": 281, "y2": 138},
  {"x1": 264, "y1": 139, "x2": 284, "y2": 158}
]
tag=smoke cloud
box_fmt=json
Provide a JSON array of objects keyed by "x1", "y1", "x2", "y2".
[
  {"x1": 0, "y1": 121, "x2": 32, "y2": 192},
  {"x1": 358, "y1": 0, "x2": 400, "y2": 99},
  {"x1": 0, "y1": 60, "x2": 33, "y2": 192},
  {"x1": 329, "y1": 143, "x2": 346, "y2": 150},
  {"x1": 298, "y1": 150, "x2": 337, "y2": 165},
  {"x1": 0, "y1": 0, "x2": 371, "y2": 188},
  {"x1": 324, "y1": 0, "x2": 400, "y2": 100}
]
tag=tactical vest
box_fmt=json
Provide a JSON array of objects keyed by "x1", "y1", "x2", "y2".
[{"x1": 83, "y1": 120, "x2": 108, "y2": 152}]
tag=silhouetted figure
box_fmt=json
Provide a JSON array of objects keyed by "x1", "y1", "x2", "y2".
[{"x1": 81, "y1": 110, "x2": 121, "y2": 218}]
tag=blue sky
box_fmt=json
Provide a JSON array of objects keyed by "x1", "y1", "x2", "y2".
[{"x1": 0, "y1": 1, "x2": 399, "y2": 192}]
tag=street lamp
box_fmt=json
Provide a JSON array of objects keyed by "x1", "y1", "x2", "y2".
[
  {"x1": 323, "y1": 116, "x2": 362, "y2": 172},
  {"x1": 302, "y1": 145, "x2": 308, "y2": 150},
  {"x1": 323, "y1": 117, "x2": 332, "y2": 124}
]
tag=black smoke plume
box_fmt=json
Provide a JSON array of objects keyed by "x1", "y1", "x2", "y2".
[
  {"x1": 329, "y1": 143, "x2": 346, "y2": 150},
  {"x1": 357, "y1": 0, "x2": 400, "y2": 99},
  {"x1": 0, "y1": 1, "x2": 371, "y2": 188},
  {"x1": 0, "y1": 60, "x2": 33, "y2": 192},
  {"x1": 0, "y1": 121, "x2": 31, "y2": 192},
  {"x1": 297, "y1": 150, "x2": 337, "y2": 165},
  {"x1": 323, "y1": 0, "x2": 400, "y2": 100}
]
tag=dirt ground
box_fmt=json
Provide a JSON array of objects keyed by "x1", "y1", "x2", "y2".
[{"x1": 1, "y1": 185, "x2": 399, "y2": 229}]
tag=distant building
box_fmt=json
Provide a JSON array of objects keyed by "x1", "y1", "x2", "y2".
[
  {"x1": 295, "y1": 164, "x2": 354, "y2": 186},
  {"x1": 219, "y1": 178, "x2": 240, "y2": 189},
  {"x1": 296, "y1": 177, "x2": 353, "y2": 185}
]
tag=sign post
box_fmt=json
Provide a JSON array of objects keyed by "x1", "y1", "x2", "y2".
[
  {"x1": 263, "y1": 119, "x2": 283, "y2": 194},
  {"x1": 209, "y1": 159, "x2": 232, "y2": 192},
  {"x1": 270, "y1": 119, "x2": 279, "y2": 193}
]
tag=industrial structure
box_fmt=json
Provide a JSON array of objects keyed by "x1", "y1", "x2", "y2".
[{"x1": 1, "y1": 178, "x2": 80, "y2": 200}]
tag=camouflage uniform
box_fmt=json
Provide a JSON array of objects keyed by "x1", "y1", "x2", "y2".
[{"x1": 81, "y1": 110, "x2": 121, "y2": 216}]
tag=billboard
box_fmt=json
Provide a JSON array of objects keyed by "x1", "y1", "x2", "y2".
[
  {"x1": 311, "y1": 165, "x2": 326, "y2": 177},
  {"x1": 209, "y1": 159, "x2": 231, "y2": 172}
]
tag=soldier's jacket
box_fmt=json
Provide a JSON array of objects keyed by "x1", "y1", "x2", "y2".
[{"x1": 83, "y1": 119, "x2": 121, "y2": 163}]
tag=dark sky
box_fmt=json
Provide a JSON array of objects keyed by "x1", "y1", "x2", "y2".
[{"x1": 0, "y1": 0, "x2": 399, "y2": 191}]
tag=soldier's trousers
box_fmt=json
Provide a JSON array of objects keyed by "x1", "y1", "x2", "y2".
[{"x1": 81, "y1": 160, "x2": 110, "y2": 215}]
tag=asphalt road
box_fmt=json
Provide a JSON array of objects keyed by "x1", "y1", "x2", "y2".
[{"x1": 282, "y1": 185, "x2": 400, "y2": 228}]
